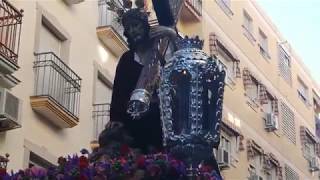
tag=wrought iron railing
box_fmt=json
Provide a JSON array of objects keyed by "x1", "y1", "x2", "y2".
[
  {"x1": 0, "y1": 0, "x2": 23, "y2": 65},
  {"x1": 98, "y1": 0, "x2": 126, "y2": 42},
  {"x1": 92, "y1": 103, "x2": 110, "y2": 140},
  {"x1": 33, "y1": 52, "x2": 82, "y2": 119},
  {"x1": 186, "y1": 0, "x2": 202, "y2": 16}
]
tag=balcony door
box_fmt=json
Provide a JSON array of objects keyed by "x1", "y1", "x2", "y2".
[
  {"x1": 39, "y1": 23, "x2": 62, "y2": 57},
  {"x1": 35, "y1": 22, "x2": 75, "y2": 114},
  {"x1": 93, "y1": 73, "x2": 112, "y2": 139}
]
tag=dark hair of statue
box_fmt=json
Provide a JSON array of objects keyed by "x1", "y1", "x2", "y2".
[{"x1": 121, "y1": 8, "x2": 151, "y2": 50}]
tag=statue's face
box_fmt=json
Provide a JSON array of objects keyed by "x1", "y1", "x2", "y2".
[{"x1": 124, "y1": 19, "x2": 148, "y2": 45}]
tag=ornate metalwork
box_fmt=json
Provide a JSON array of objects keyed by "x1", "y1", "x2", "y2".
[
  {"x1": 33, "y1": 52, "x2": 82, "y2": 118},
  {"x1": 0, "y1": 0, "x2": 23, "y2": 64},
  {"x1": 159, "y1": 36, "x2": 226, "y2": 165},
  {"x1": 93, "y1": 103, "x2": 110, "y2": 140}
]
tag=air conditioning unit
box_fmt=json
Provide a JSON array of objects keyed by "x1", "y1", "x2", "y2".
[
  {"x1": 0, "y1": 88, "x2": 21, "y2": 131},
  {"x1": 264, "y1": 113, "x2": 278, "y2": 131},
  {"x1": 215, "y1": 148, "x2": 230, "y2": 168},
  {"x1": 309, "y1": 157, "x2": 320, "y2": 172},
  {"x1": 249, "y1": 174, "x2": 262, "y2": 180}
]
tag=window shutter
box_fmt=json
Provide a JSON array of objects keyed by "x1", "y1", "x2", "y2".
[
  {"x1": 272, "y1": 98, "x2": 279, "y2": 116},
  {"x1": 284, "y1": 165, "x2": 299, "y2": 180},
  {"x1": 259, "y1": 85, "x2": 268, "y2": 104},
  {"x1": 209, "y1": 33, "x2": 218, "y2": 57},
  {"x1": 235, "y1": 61, "x2": 241, "y2": 78},
  {"x1": 278, "y1": 45, "x2": 292, "y2": 85},
  {"x1": 281, "y1": 102, "x2": 296, "y2": 144},
  {"x1": 243, "y1": 68, "x2": 253, "y2": 89},
  {"x1": 300, "y1": 126, "x2": 308, "y2": 153}
]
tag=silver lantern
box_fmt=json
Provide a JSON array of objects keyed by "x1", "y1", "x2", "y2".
[{"x1": 159, "y1": 36, "x2": 226, "y2": 166}]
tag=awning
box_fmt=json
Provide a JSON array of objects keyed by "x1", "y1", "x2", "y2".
[
  {"x1": 209, "y1": 33, "x2": 238, "y2": 62},
  {"x1": 247, "y1": 139, "x2": 264, "y2": 160},
  {"x1": 221, "y1": 118, "x2": 242, "y2": 137}
]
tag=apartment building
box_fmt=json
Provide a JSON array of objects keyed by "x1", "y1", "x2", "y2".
[
  {"x1": 175, "y1": 0, "x2": 320, "y2": 179},
  {"x1": 0, "y1": 0, "x2": 121, "y2": 170},
  {"x1": 0, "y1": 0, "x2": 319, "y2": 179}
]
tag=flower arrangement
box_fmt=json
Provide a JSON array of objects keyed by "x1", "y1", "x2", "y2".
[{"x1": 0, "y1": 148, "x2": 222, "y2": 180}]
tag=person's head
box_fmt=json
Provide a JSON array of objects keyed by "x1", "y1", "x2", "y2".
[{"x1": 122, "y1": 8, "x2": 150, "y2": 49}]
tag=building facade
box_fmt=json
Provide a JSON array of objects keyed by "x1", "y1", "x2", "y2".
[{"x1": 0, "y1": 0, "x2": 319, "y2": 179}]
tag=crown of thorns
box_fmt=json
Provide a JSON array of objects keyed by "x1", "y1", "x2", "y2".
[{"x1": 105, "y1": 0, "x2": 150, "y2": 25}]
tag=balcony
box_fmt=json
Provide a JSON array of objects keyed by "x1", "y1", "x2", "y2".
[
  {"x1": 92, "y1": 103, "x2": 110, "y2": 140},
  {"x1": 0, "y1": 0, "x2": 23, "y2": 75},
  {"x1": 30, "y1": 52, "x2": 81, "y2": 128},
  {"x1": 180, "y1": 0, "x2": 202, "y2": 22},
  {"x1": 96, "y1": 0, "x2": 128, "y2": 57}
]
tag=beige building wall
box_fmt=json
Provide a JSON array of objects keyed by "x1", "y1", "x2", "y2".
[{"x1": 0, "y1": 0, "x2": 119, "y2": 170}]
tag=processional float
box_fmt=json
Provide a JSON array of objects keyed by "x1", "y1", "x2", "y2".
[{"x1": 103, "y1": 0, "x2": 226, "y2": 177}]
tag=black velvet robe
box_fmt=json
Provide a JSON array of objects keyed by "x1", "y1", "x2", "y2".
[{"x1": 110, "y1": 50, "x2": 163, "y2": 152}]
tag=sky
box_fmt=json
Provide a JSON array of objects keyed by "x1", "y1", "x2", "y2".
[{"x1": 257, "y1": 0, "x2": 320, "y2": 83}]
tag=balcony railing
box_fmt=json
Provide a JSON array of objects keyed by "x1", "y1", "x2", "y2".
[
  {"x1": 98, "y1": 0, "x2": 126, "y2": 42},
  {"x1": 186, "y1": 0, "x2": 202, "y2": 16},
  {"x1": 33, "y1": 52, "x2": 81, "y2": 119},
  {"x1": 92, "y1": 103, "x2": 110, "y2": 140},
  {"x1": 0, "y1": 0, "x2": 23, "y2": 65}
]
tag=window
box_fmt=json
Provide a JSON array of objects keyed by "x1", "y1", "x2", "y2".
[
  {"x1": 284, "y1": 165, "x2": 299, "y2": 180},
  {"x1": 249, "y1": 154, "x2": 277, "y2": 180},
  {"x1": 214, "y1": 134, "x2": 231, "y2": 168},
  {"x1": 313, "y1": 92, "x2": 320, "y2": 116},
  {"x1": 35, "y1": 15, "x2": 79, "y2": 114},
  {"x1": 243, "y1": 10, "x2": 255, "y2": 44},
  {"x1": 209, "y1": 33, "x2": 240, "y2": 88},
  {"x1": 304, "y1": 140, "x2": 315, "y2": 160},
  {"x1": 314, "y1": 92, "x2": 320, "y2": 138},
  {"x1": 215, "y1": 0, "x2": 233, "y2": 17},
  {"x1": 279, "y1": 45, "x2": 292, "y2": 85},
  {"x1": 297, "y1": 78, "x2": 309, "y2": 105},
  {"x1": 39, "y1": 23, "x2": 62, "y2": 57},
  {"x1": 217, "y1": 57, "x2": 236, "y2": 87},
  {"x1": 95, "y1": 72, "x2": 112, "y2": 104},
  {"x1": 248, "y1": 154, "x2": 264, "y2": 180},
  {"x1": 281, "y1": 102, "x2": 296, "y2": 144},
  {"x1": 300, "y1": 126, "x2": 318, "y2": 170},
  {"x1": 29, "y1": 152, "x2": 54, "y2": 169},
  {"x1": 221, "y1": 136, "x2": 231, "y2": 162},
  {"x1": 214, "y1": 126, "x2": 242, "y2": 169},
  {"x1": 93, "y1": 72, "x2": 112, "y2": 140},
  {"x1": 258, "y1": 29, "x2": 270, "y2": 59},
  {"x1": 246, "y1": 78, "x2": 259, "y2": 103},
  {"x1": 262, "y1": 94, "x2": 273, "y2": 114},
  {"x1": 243, "y1": 11, "x2": 253, "y2": 32}
]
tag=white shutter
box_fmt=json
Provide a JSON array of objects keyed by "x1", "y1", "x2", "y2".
[
  {"x1": 95, "y1": 76, "x2": 112, "y2": 104},
  {"x1": 285, "y1": 165, "x2": 299, "y2": 180},
  {"x1": 278, "y1": 46, "x2": 292, "y2": 85},
  {"x1": 39, "y1": 23, "x2": 62, "y2": 57},
  {"x1": 281, "y1": 102, "x2": 296, "y2": 144}
]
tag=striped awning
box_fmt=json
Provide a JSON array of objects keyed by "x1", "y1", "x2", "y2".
[
  {"x1": 209, "y1": 33, "x2": 238, "y2": 61},
  {"x1": 263, "y1": 153, "x2": 283, "y2": 180},
  {"x1": 209, "y1": 33, "x2": 241, "y2": 78},
  {"x1": 243, "y1": 68, "x2": 254, "y2": 89},
  {"x1": 300, "y1": 126, "x2": 320, "y2": 158},
  {"x1": 313, "y1": 91, "x2": 320, "y2": 108},
  {"x1": 247, "y1": 139, "x2": 264, "y2": 160},
  {"x1": 221, "y1": 118, "x2": 242, "y2": 137}
]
